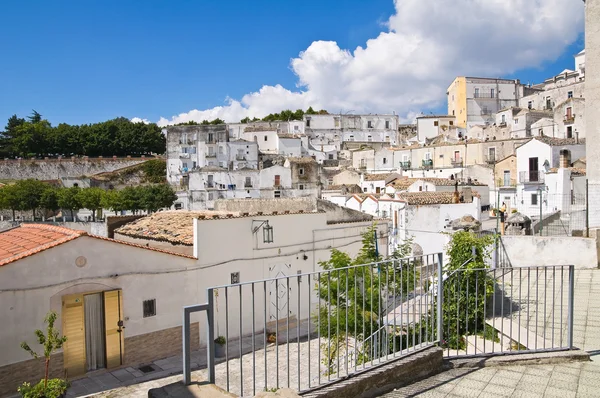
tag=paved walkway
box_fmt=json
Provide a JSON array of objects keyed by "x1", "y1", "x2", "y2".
[{"x1": 69, "y1": 268, "x2": 600, "y2": 397}]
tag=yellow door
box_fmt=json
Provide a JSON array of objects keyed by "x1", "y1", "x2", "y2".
[
  {"x1": 62, "y1": 294, "x2": 85, "y2": 377},
  {"x1": 104, "y1": 290, "x2": 124, "y2": 368}
]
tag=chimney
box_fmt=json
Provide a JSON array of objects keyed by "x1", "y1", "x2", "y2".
[
  {"x1": 559, "y1": 149, "x2": 571, "y2": 168},
  {"x1": 462, "y1": 187, "x2": 473, "y2": 203}
]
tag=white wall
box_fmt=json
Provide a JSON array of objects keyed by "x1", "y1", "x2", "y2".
[{"x1": 501, "y1": 236, "x2": 597, "y2": 269}]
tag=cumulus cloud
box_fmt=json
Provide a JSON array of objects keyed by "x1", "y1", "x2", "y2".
[
  {"x1": 131, "y1": 117, "x2": 151, "y2": 124},
  {"x1": 149, "y1": 0, "x2": 583, "y2": 126}
]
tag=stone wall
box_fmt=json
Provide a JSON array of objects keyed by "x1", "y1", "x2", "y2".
[
  {"x1": 0, "y1": 157, "x2": 148, "y2": 181},
  {"x1": 316, "y1": 199, "x2": 373, "y2": 223},
  {"x1": 0, "y1": 353, "x2": 63, "y2": 397},
  {"x1": 501, "y1": 236, "x2": 598, "y2": 269},
  {"x1": 124, "y1": 323, "x2": 199, "y2": 366}
]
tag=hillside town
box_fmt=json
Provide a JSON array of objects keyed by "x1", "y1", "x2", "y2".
[{"x1": 0, "y1": 1, "x2": 599, "y2": 398}]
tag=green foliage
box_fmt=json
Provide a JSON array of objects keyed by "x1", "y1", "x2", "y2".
[
  {"x1": 18, "y1": 378, "x2": 69, "y2": 398},
  {"x1": 214, "y1": 336, "x2": 226, "y2": 345},
  {"x1": 140, "y1": 159, "x2": 167, "y2": 183},
  {"x1": 316, "y1": 226, "x2": 421, "y2": 364},
  {"x1": 2, "y1": 114, "x2": 165, "y2": 157},
  {"x1": 0, "y1": 180, "x2": 177, "y2": 219},
  {"x1": 20, "y1": 311, "x2": 68, "y2": 395},
  {"x1": 435, "y1": 231, "x2": 495, "y2": 349}
]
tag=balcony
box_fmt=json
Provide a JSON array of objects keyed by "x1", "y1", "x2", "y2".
[
  {"x1": 473, "y1": 93, "x2": 495, "y2": 99},
  {"x1": 564, "y1": 115, "x2": 576, "y2": 124},
  {"x1": 236, "y1": 155, "x2": 246, "y2": 161},
  {"x1": 498, "y1": 121, "x2": 507, "y2": 127},
  {"x1": 244, "y1": 182, "x2": 253, "y2": 188},
  {"x1": 519, "y1": 170, "x2": 545, "y2": 184},
  {"x1": 206, "y1": 182, "x2": 215, "y2": 188},
  {"x1": 451, "y1": 157, "x2": 463, "y2": 167},
  {"x1": 484, "y1": 155, "x2": 496, "y2": 164},
  {"x1": 180, "y1": 153, "x2": 190, "y2": 159},
  {"x1": 206, "y1": 153, "x2": 217, "y2": 158},
  {"x1": 422, "y1": 159, "x2": 433, "y2": 168},
  {"x1": 400, "y1": 161, "x2": 412, "y2": 170}
]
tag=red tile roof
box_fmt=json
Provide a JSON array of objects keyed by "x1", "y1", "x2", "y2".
[
  {"x1": 0, "y1": 224, "x2": 85, "y2": 267},
  {"x1": 0, "y1": 223, "x2": 195, "y2": 267}
]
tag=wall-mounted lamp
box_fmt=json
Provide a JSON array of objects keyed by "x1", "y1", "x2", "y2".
[{"x1": 252, "y1": 220, "x2": 274, "y2": 243}]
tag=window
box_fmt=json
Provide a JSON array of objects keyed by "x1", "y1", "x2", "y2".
[
  {"x1": 489, "y1": 147, "x2": 496, "y2": 161},
  {"x1": 449, "y1": 121, "x2": 454, "y2": 126},
  {"x1": 383, "y1": 157, "x2": 387, "y2": 164},
  {"x1": 231, "y1": 272, "x2": 240, "y2": 284},
  {"x1": 567, "y1": 126, "x2": 573, "y2": 138},
  {"x1": 514, "y1": 119, "x2": 519, "y2": 125},
  {"x1": 474, "y1": 88, "x2": 480, "y2": 98},
  {"x1": 528, "y1": 101, "x2": 533, "y2": 109},
  {"x1": 501, "y1": 114, "x2": 506, "y2": 123},
  {"x1": 294, "y1": 125, "x2": 299, "y2": 131},
  {"x1": 274, "y1": 190, "x2": 281, "y2": 198},
  {"x1": 143, "y1": 299, "x2": 156, "y2": 318},
  {"x1": 425, "y1": 152, "x2": 431, "y2": 160},
  {"x1": 182, "y1": 162, "x2": 188, "y2": 169},
  {"x1": 208, "y1": 192, "x2": 214, "y2": 201},
  {"x1": 245, "y1": 177, "x2": 252, "y2": 187},
  {"x1": 208, "y1": 133, "x2": 214, "y2": 143},
  {"x1": 490, "y1": 89, "x2": 495, "y2": 98},
  {"x1": 385, "y1": 120, "x2": 390, "y2": 129},
  {"x1": 306, "y1": 118, "x2": 311, "y2": 127},
  {"x1": 434, "y1": 121, "x2": 439, "y2": 126},
  {"x1": 367, "y1": 121, "x2": 373, "y2": 128},
  {"x1": 219, "y1": 146, "x2": 223, "y2": 154},
  {"x1": 452, "y1": 110, "x2": 455, "y2": 116},
  {"x1": 568, "y1": 91, "x2": 573, "y2": 99},
  {"x1": 349, "y1": 135, "x2": 354, "y2": 141},
  {"x1": 381, "y1": 210, "x2": 388, "y2": 218},
  {"x1": 419, "y1": 186, "x2": 423, "y2": 191},
  {"x1": 264, "y1": 135, "x2": 268, "y2": 141},
  {"x1": 299, "y1": 168, "x2": 305, "y2": 175},
  {"x1": 328, "y1": 154, "x2": 334, "y2": 160},
  {"x1": 274, "y1": 175, "x2": 281, "y2": 186},
  {"x1": 566, "y1": 107, "x2": 573, "y2": 118},
  {"x1": 299, "y1": 184, "x2": 304, "y2": 190},
  {"x1": 531, "y1": 193, "x2": 538, "y2": 206},
  {"x1": 363, "y1": 187, "x2": 368, "y2": 192},
  {"x1": 367, "y1": 135, "x2": 372, "y2": 141}
]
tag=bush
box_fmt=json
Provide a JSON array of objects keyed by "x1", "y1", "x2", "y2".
[
  {"x1": 214, "y1": 336, "x2": 226, "y2": 345},
  {"x1": 18, "y1": 378, "x2": 69, "y2": 398}
]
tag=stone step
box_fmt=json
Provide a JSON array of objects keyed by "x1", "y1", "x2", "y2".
[{"x1": 464, "y1": 334, "x2": 505, "y2": 355}]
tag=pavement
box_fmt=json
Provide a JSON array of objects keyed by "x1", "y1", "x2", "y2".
[{"x1": 67, "y1": 267, "x2": 600, "y2": 398}]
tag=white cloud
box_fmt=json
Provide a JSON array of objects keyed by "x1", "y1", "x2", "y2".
[
  {"x1": 148, "y1": 0, "x2": 583, "y2": 126},
  {"x1": 131, "y1": 117, "x2": 151, "y2": 124}
]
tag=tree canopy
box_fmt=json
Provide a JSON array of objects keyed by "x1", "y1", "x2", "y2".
[
  {"x1": 0, "y1": 180, "x2": 177, "y2": 220},
  {"x1": 0, "y1": 112, "x2": 165, "y2": 158},
  {"x1": 240, "y1": 107, "x2": 328, "y2": 123}
]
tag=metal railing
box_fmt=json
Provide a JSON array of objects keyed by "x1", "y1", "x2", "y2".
[
  {"x1": 182, "y1": 257, "x2": 575, "y2": 396},
  {"x1": 184, "y1": 254, "x2": 442, "y2": 396},
  {"x1": 440, "y1": 265, "x2": 574, "y2": 358},
  {"x1": 519, "y1": 170, "x2": 545, "y2": 184}
]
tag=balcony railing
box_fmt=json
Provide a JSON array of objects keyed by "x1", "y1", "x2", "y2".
[
  {"x1": 400, "y1": 161, "x2": 411, "y2": 170},
  {"x1": 451, "y1": 157, "x2": 463, "y2": 167},
  {"x1": 244, "y1": 182, "x2": 253, "y2": 188},
  {"x1": 206, "y1": 182, "x2": 215, "y2": 188},
  {"x1": 498, "y1": 121, "x2": 507, "y2": 127},
  {"x1": 180, "y1": 153, "x2": 190, "y2": 159},
  {"x1": 473, "y1": 93, "x2": 495, "y2": 99},
  {"x1": 484, "y1": 155, "x2": 496, "y2": 164},
  {"x1": 236, "y1": 155, "x2": 246, "y2": 161},
  {"x1": 206, "y1": 153, "x2": 217, "y2": 158},
  {"x1": 519, "y1": 170, "x2": 545, "y2": 184},
  {"x1": 564, "y1": 115, "x2": 575, "y2": 124},
  {"x1": 422, "y1": 159, "x2": 433, "y2": 168}
]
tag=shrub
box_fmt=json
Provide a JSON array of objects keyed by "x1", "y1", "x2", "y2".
[
  {"x1": 214, "y1": 336, "x2": 226, "y2": 345},
  {"x1": 18, "y1": 378, "x2": 69, "y2": 398}
]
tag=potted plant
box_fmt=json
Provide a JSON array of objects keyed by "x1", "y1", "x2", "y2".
[
  {"x1": 18, "y1": 311, "x2": 69, "y2": 398},
  {"x1": 214, "y1": 336, "x2": 226, "y2": 358}
]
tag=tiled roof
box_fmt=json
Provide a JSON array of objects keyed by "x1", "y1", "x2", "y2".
[
  {"x1": 286, "y1": 156, "x2": 317, "y2": 164},
  {"x1": 0, "y1": 224, "x2": 86, "y2": 267},
  {"x1": 0, "y1": 223, "x2": 196, "y2": 267},
  {"x1": 364, "y1": 172, "x2": 397, "y2": 181},
  {"x1": 278, "y1": 133, "x2": 300, "y2": 139},
  {"x1": 534, "y1": 137, "x2": 585, "y2": 146},
  {"x1": 323, "y1": 184, "x2": 362, "y2": 192},
  {"x1": 547, "y1": 167, "x2": 586, "y2": 176},
  {"x1": 417, "y1": 177, "x2": 486, "y2": 186},
  {"x1": 396, "y1": 191, "x2": 480, "y2": 205}
]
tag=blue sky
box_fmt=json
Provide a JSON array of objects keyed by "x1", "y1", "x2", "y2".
[{"x1": 0, "y1": 0, "x2": 584, "y2": 127}]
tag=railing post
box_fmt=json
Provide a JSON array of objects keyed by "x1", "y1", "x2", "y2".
[
  {"x1": 567, "y1": 265, "x2": 575, "y2": 349},
  {"x1": 437, "y1": 253, "x2": 443, "y2": 344},
  {"x1": 183, "y1": 307, "x2": 192, "y2": 385},
  {"x1": 207, "y1": 288, "x2": 216, "y2": 384}
]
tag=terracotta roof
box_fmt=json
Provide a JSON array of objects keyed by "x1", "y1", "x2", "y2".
[
  {"x1": 0, "y1": 223, "x2": 196, "y2": 267},
  {"x1": 0, "y1": 224, "x2": 86, "y2": 267},
  {"x1": 286, "y1": 156, "x2": 317, "y2": 164},
  {"x1": 534, "y1": 137, "x2": 585, "y2": 146},
  {"x1": 416, "y1": 177, "x2": 486, "y2": 186},
  {"x1": 395, "y1": 191, "x2": 480, "y2": 205},
  {"x1": 364, "y1": 172, "x2": 397, "y2": 181},
  {"x1": 278, "y1": 134, "x2": 300, "y2": 139},
  {"x1": 323, "y1": 184, "x2": 362, "y2": 192},
  {"x1": 387, "y1": 177, "x2": 417, "y2": 190},
  {"x1": 547, "y1": 167, "x2": 586, "y2": 176}
]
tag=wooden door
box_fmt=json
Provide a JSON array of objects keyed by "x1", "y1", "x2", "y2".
[
  {"x1": 62, "y1": 294, "x2": 86, "y2": 377},
  {"x1": 104, "y1": 290, "x2": 124, "y2": 369}
]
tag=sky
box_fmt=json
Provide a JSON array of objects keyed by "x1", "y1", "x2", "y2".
[{"x1": 0, "y1": 0, "x2": 585, "y2": 128}]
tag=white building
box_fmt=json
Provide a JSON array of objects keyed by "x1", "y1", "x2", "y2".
[
  {"x1": 416, "y1": 115, "x2": 457, "y2": 141},
  {"x1": 0, "y1": 211, "x2": 387, "y2": 396}
]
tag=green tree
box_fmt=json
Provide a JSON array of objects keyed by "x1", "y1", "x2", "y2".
[
  {"x1": 57, "y1": 186, "x2": 81, "y2": 220},
  {"x1": 120, "y1": 186, "x2": 144, "y2": 214},
  {"x1": 27, "y1": 110, "x2": 42, "y2": 124},
  {"x1": 0, "y1": 184, "x2": 20, "y2": 220},
  {"x1": 12, "y1": 179, "x2": 48, "y2": 219},
  {"x1": 139, "y1": 184, "x2": 177, "y2": 213},
  {"x1": 40, "y1": 187, "x2": 60, "y2": 217},
  {"x1": 76, "y1": 188, "x2": 104, "y2": 221},
  {"x1": 101, "y1": 189, "x2": 125, "y2": 215},
  {"x1": 141, "y1": 159, "x2": 167, "y2": 183},
  {"x1": 20, "y1": 311, "x2": 67, "y2": 393}
]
